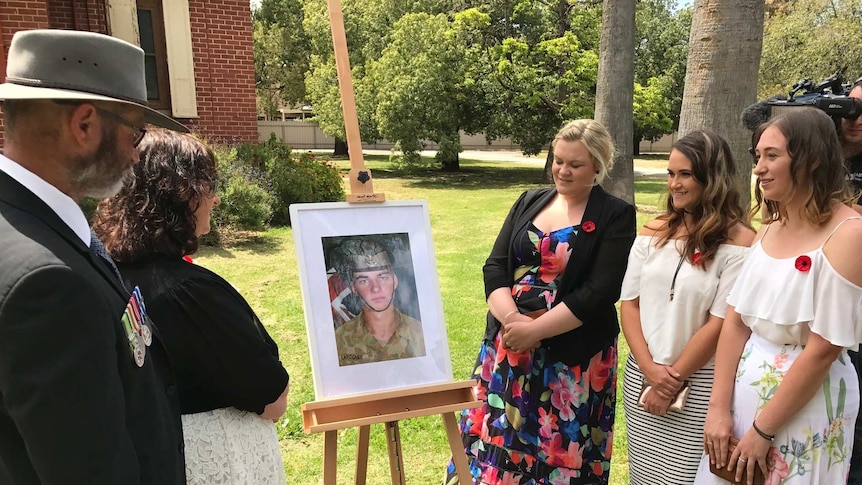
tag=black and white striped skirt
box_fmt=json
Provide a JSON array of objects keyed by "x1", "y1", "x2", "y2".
[{"x1": 623, "y1": 354, "x2": 712, "y2": 485}]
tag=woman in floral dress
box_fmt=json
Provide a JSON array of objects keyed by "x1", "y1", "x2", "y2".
[
  {"x1": 696, "y1": 107, "x2": 862, "y2": 484},
  {"x1": 445, "y1": 119, "x2": 636, "y2": 484}
]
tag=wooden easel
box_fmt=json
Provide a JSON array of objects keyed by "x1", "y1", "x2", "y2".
[
  {"x1": 300, "y1": 3, "x2": 481, "y2": 484},
  {"x1": 326, "y1": 0, "x2": 384, "y2": 203},
  {"x1": 302, "y1": 380, "x2": 481, "y2": 484}
]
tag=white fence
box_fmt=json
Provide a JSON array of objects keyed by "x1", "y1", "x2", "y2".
[{"x1": 258, "y1": 120, "x2": 676, "y2": 154}]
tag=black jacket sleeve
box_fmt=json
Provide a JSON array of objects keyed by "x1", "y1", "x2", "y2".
[
  {"x1": 560, "y1": 202, "x2": 637, "y2": 323},
  {"x1": 147, "y1": 275, "x2": 289, "y2": 415},
  {"x1": 0, "y1": 266, "x2": 141, "y2": 484},
  {"x1": 483, "y1": 190, "x2": 530, "y2": 298}
]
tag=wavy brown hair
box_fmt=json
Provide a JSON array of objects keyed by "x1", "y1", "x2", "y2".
[
  {"x1": 655, "y1": 130, "x2": 750, "y2": 268},
  {"x1": 751, "y1": 107, "x2": 854, "y2": 225},
  {"x1": 92, "y1": 128, "x2": 218, "y2": 262}
]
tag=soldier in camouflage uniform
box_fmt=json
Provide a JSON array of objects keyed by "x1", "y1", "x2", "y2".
[{"x1": 334, "y1": 239, "x2": 425, "y2": 366}]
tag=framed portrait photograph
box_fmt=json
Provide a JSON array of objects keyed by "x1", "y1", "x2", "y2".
[{"x1": 290, "y1": 201, "x2": 453, "y2": 399}]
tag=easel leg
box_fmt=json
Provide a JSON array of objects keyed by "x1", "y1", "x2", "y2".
[
  {"x1": 355, "y1": 425, "x2": 370, "y2": 485},
  {"x1": 324, "y1": 430, "x2": 338, "y2": 485},
  {"x1": 443, "y1": 412, "x2": 472, "y2": 485},
  {"x1": 385, "y1": 421, "x2": 406, "y2": 485}
]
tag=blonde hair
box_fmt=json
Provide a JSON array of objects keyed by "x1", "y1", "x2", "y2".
[{"x1": 552, "y1": 119, "x2": 615, "y2": 184}]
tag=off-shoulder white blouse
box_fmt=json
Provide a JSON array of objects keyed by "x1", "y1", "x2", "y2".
[{"x1": 621, "y1": 235, "x2": 748, "y2": 364}]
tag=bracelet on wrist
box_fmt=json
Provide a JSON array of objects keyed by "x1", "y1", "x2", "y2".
[
  {"x1": 752, "y1": 420, "x2": 775, "y2": 442},
  {"x1": 503, "y1": 310, "x2": 519, "y2": 323}
]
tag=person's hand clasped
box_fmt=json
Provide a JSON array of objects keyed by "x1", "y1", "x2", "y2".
[
  {"x1": 640, "y1": 387, "x2": 672, "y2": 416},
  {"x1": 643, "y1": 362, "x2": 683, "y2": 397},
  {"x1": 502, "y1": 315, "x2": 539, "y2": 353},
  {"x1": 728, "y1": 426, "x2": 772, "y2": 484}
]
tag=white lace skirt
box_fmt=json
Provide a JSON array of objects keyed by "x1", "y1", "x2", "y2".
[{"x1": 182, "y1": 407, "x2": 287, "y2": 485}]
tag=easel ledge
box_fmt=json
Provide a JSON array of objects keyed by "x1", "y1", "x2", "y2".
[{"x1": 302, "y1": 379, "x2": 480, "y2": 433}]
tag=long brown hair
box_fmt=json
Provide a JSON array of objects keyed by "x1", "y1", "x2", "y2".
[
  {"x1": 655, "y1": 130, "x2": 750, "y2": 267},
  {"x1": 751, "y1": 107, "x2": 854, "y2": 225}
]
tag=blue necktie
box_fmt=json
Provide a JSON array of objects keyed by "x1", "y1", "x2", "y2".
[{"x1": 89, "y1": 231, "x2": 124, "y2": 284}]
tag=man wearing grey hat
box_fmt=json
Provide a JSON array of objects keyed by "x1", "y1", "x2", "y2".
[
  {"x1": 0, "y1": 30, "x2": 187, "y2": 484},
  {"x1": 334, "y1": 238, "x2": 425, "y2": 366}
]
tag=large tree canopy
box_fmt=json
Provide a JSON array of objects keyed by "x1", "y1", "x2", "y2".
[
  {"x1": 253, "y1": 0, "x2": 310, "y2": 119},
  {"x1": 253, "y1": 0, "x2": 691, "y2": 167},
  {"x1": 760, "y1": 0, "x2": 862, "y2": 99}
]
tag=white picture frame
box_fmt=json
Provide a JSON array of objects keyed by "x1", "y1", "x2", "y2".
[{"x1": 290, "y1": 201, "x2": 453, "y2": 399}]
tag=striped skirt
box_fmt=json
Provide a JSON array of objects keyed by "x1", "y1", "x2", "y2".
[{"x1": 623, "y1": 354, "x2": 712, "y2": 485}]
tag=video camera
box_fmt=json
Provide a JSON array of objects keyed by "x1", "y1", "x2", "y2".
[{"x1": 742, "y1": 70, "x2": 862, "y2": 131}]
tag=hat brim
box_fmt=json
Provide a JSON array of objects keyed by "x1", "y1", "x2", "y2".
[{"x1": 0, "y1": 83, "x2": 189, "y2": 133}]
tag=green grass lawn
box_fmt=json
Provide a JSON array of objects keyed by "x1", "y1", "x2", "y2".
[{"x1": 195, "y1": 156, "x2": 670, "y2": 484}]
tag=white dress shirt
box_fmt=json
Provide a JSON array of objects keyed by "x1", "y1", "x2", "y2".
[{"x1": 0, "y1": 153, "x2": 91, "y2": 247}]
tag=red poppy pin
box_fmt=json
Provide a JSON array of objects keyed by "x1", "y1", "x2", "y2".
[
  {"x1": 182, "y1": 255, "x2": 195, "y2": 264},
  {"x1": 692, "y1": 252, "x2": 702, "y2": 266},
  {"x1": 582, "y1": 221, "x2": 596, "y2": 233},
  {"x1": 795, "y1": 255, "x2": 812, "y2": 272}
]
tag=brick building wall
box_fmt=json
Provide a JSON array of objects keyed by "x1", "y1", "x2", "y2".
[
  {"x1": 0, "y1": 0, "x2": 51, "y2": 145},
  {"x1": 183, "y1": 0, "x2": 258, "y2": 144},
  {"x1": 0, "y1": 0, "x2": 258, "y2": 146}
]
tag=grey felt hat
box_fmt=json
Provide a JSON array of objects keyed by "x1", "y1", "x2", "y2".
[{"x1": 0, "y1": 29, "x2": 188, "y2": 132}]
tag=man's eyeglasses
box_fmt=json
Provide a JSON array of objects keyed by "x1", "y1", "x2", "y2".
[{"x1": 94, "y1": 107, "x2": 147, "y2": 147}]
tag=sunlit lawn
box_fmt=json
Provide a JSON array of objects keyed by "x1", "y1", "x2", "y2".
[{"x1": 195, "y1": 155, "x2": 670, "y2": 484}]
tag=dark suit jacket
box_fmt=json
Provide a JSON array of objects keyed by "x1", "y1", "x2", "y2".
[
  {"x1": 483, "y1": 185, "x2": 637, "y2": 367},
  {"x1": 0, "y1": 171, "x2": 185, "y2": 484}
]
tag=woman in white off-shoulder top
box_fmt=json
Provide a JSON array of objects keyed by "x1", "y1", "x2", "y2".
[
  {"x1": 620, "y1": 130, "x2": 755, "y2": 484},
  {"x1": 695, "y1": 107, "x2": 862, "y2": 485}
]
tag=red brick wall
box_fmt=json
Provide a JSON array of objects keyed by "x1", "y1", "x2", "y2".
[
  {"x1": 0, "y1": 0, "x2": 258, "y2": 146},
  {"x1": 0, "y1": 1, "x2": 51, "y2": 144},
  {"x1": 48, "y1": 0, "x2": 108, "y2": 32},
  {"x1": 183, "y1": 0, "x2": 257, "y2": 144}
]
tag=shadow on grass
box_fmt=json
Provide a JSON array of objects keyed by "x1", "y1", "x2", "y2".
[
  {"x1": 201, "y1": 229, "x2": 281, "y2": 256},
  {"x1": 635, "y1": 179, "x2": 667, "y2": 196},
  {"x1": 339, "y1": 155, "x2": 547, "y2": 190}
]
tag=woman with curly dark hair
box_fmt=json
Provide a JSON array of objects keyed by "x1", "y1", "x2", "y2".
[{"x1": 92, "y1": 128, "x2": 289, "y2": 485}]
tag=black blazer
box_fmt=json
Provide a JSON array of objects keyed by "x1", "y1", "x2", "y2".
[
  {"x1": 0, "y1": 171, "x2": 185, "y2": 485},
  {"x1": 483, "y1": 185, "x2": 637, "y2": 367}
]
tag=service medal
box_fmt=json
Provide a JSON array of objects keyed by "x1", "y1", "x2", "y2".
[
  {"x1": 141, "y1": 323, "x2": 153, "y2": 346},
  {"x1": 133, "y1": 340, "x2": 145, "y2": 367}
]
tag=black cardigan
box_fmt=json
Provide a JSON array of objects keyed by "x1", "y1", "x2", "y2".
[
  {"x1": 119, "y1": 257, "x2": 289, "y2": 415},
  {"x1": 482, "y1": 185, "x2": 636, "y2": 367}
]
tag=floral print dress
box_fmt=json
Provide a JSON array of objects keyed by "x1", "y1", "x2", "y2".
[
  {"x1": 694, "y1": 222, "x2": 862, "y2": 485},
  {"x1": 446, "y1": 223, "x2": 618, "y2": 485}
]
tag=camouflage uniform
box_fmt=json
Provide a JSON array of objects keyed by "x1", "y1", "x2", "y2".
[{"x1": 334, "y1": 309, "x2": 425, "y2": 366}]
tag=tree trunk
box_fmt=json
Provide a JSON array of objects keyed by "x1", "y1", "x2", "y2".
[
  {"x1": 542, "y1": 148, "x2": 554, "y2": 184},
  {"x1": 633, "y1": 132, "x2": 642, "y2": 156},
  {"x1": 678, "y1": 0, "x2": 764, "y2": 213},
  {"x1": 440, "y1": 152, "x2": 460, "y2": 172},
  {"x1": 594, "y1": 0, "x2": 636, "y2": 204},
  {"x1": 333, "y1": 138, "x2": 348, "y2": 156}
]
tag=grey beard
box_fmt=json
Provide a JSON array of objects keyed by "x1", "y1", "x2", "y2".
[{"x1": 74, "y1": 164, "x2": 133, "y2": 199}]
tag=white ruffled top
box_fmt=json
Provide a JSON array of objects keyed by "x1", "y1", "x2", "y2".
[
  {"x1": 621, "y1": 236, "x2": 748, "y2": 365},
  {"x1": 728, "y1": 218, "x2": 862, "y2": 350}
]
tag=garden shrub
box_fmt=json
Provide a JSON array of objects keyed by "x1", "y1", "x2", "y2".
[
  {"x1": 209, "y1": 143, "x2": 274, "y2": 232},
  {"x1": 239, "y1": 134, "x2": 344, "y2": 226}
]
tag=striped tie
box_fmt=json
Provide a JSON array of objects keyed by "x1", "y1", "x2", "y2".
[{"x1": 89, "y1": 231, "x2": 124, "y2": 284}]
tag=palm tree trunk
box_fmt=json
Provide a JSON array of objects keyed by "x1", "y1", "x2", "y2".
[
  {"x1": 679, "y1": 0, "x2": 765, "y2": 213},
  {"x1": 595, "y1": 0, "x2": 636, "y2": 204}
]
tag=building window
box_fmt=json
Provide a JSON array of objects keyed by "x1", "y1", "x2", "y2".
[{"x1": 137, "y1": 0, "x2": 171, "y2": 110}]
